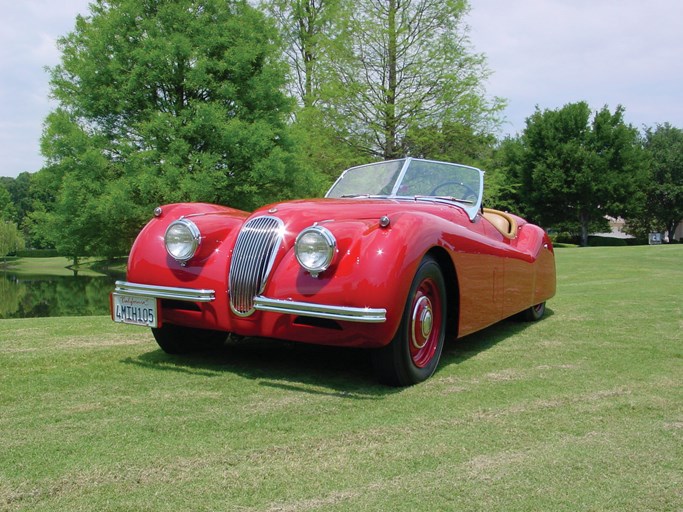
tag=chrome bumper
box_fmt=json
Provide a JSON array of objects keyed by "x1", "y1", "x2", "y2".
[
  {"x1": 115, "y1": 281, "x2": 387, "y2": 323},
  {"x1": 114, "y1": 281, "x2": 216, "y2": 302},
  {"x1": 253, "y1": 296, "x2": 387, "y2": 323}
]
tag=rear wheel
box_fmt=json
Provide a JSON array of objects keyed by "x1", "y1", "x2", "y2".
[
  {"x1": 152, "y1": 324, "x2": 227, "y2": 354},
  {"x1": 372, "y1": 256, "x2": 447, "y2": 386},
  {"x1": 518, "y1": 302, "x2": 546, "y2": 322}
]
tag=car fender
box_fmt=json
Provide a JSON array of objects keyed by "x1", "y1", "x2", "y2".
[
  {"x1": 262, "y1": 211, "x2": 457, "y2": 344},
  {"x1": 125, "y1": 203, "x2": 249, "y2": 330}
]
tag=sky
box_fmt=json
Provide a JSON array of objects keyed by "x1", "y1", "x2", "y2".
[{"x1": 1, "y1": 0, "x2": 682, "y2": 179}]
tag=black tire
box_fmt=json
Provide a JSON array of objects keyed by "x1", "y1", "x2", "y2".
[
  {"x1": 517, "y1": 302, "x2": 546, "y2": 322},
  {"x1": 151, "y1": 324, "x2": 227, "y2": 354},
  {"x1": 372, "y1": 256, "x2": 447, "y2": 386}
]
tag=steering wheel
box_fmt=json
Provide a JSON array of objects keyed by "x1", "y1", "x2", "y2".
[{"x1": 428, "y1": 181, "x2": 478, "y2": 201}]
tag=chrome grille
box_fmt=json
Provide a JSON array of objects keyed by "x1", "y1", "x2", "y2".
[{"x1": 229, "y1": 216, "x2": 284, "y2": 316}]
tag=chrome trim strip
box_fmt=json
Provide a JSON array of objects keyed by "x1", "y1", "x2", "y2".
[
  {"x1": 114, "y1": 281, "x2": 215, "y2": 302},
  {"x1": 253, "y1": 296, "x2": 387, "y2": 324}
]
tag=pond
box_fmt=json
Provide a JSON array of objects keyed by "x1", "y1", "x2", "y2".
[{"x1": 0, "y1": 271, "x2": 121, "y2": 319}]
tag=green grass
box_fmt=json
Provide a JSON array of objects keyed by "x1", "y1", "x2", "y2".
[
  {"x1": 1, "y1": 246, "x2": 681, "y2": 511},
  {"x1": 0, "y1": 257, "x2": 107, "y2": 277}
]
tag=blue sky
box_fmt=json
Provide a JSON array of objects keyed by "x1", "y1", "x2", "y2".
[
  {"x1": 1, "y1": 0, "x2": 682, "y2": 178},
  {"x1": 468, "y1": 0, "x2": 683, "y2": 136}
]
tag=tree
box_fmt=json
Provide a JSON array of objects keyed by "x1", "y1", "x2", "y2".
[
  {"x1": 261, "y1": 0, "x2": 376, "y2": 184},
  {"x1": 487, "y1": 135, "x2": 527, "y2": 212},
  {"x1": 261, "y1": 0, "x2": 348, "y2": 108},
  {"x1": 323, "y1": 0, "x2": 504, "y2": 159},
  {"x1": 0, "y1": 183, "x2": 16, "y2": 221},
  {"x1": 502, "y1": 102, "x2": 647, "y2": 246},
  {"x1": 266, "y1": 0, "x2": 503, "y2": 160},
  {"x1": 402, "y1": 122, "x2": 496, "y2": 167},
  {"x1": 40, "y1": 0, "x2": 322, "y2": 260},
  {"x1": 1, "y1": 173, "x2": 32, "y2": 229},
  {"x1": 0, "y1": 221, "x2": 25, "y2": 260},
  {"x1": 642, "y1": 123, "x2": 683, "y2": 241}
]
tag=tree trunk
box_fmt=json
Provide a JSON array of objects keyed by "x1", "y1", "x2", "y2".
[
  {"x1": 384, "y1": 0, "x2": 398, "y2": 159},
  {"x1": 579, "y1": 211, "x2": 589, "y2": 247},
  {"x1": 666, "y1": 219, "x2": 676, "y2": 242},
  {"x1": 300, "y1": 1, "x2": 315, "y2": 108}
]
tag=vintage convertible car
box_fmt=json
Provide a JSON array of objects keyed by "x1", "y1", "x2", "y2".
[{"x1": 111, "y1": 158, "x2": 555, "y2": 385}]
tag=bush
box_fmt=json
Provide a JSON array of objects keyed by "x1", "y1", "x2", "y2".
[
  {"x1": 549, "y1": 231, "x2": 580, "y2": 245},
  {"x1": 15, "y1": 249, "x2": 60, "y2": 258},
  {"x1": 587, "y1": 236, "x2": 627, "y2": 247}
]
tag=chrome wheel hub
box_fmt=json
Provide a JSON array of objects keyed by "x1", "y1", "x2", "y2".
[{"x1": 411, "y1": 296, "x2": 433, "y2": 349}]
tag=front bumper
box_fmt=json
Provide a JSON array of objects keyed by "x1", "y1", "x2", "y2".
[
  {"x1": 114, "y1": 281, "x2": 387, "y2": 324},
  {"x1": 252, "y1": 296, "x2": 386, "y2": 323},
  {"x1": 114, "y1": 281, "x2": 215, "y2": 302}
]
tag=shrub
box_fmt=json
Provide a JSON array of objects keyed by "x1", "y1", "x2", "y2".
[
  {"x1": 587, "y1": 236, "x2": 627, "y2": 247},
  {"x1": 15, "y1": 249, "x2": 60, "y2": 258},
  {"x1": 549, "y1": 231, "x2": 580, "y2": 245}
]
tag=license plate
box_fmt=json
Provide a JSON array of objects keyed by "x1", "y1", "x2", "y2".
[{"x1": 112, "y1": 294, "x2": 159, "y2": 327}]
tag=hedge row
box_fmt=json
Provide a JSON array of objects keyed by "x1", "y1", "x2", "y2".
[
  {"x1": 14, "y1": 249, "x2": 60, "y2": 258},
  {"x1": 550, "y1": 233, "x2": 651, "y2": 246}
]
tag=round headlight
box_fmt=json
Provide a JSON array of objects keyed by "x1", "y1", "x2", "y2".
[
  {"x1": 164, "y1": 219, "x2": 201, "y2": 263},
  {"x1": 295, "y1": 226, "x2": 336, "y2": 276}
]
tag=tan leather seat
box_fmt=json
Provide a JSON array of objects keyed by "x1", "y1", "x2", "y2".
[{"x1": 482, "y1": 208, "x2": 518, "y2": 239}]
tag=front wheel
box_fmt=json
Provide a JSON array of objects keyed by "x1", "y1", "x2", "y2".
[
  {"x1": 152, "y1": 324, "x2": 227, "y2": 354},
  {"x1": 372, "y1": 256, "x2": 447, "y2": 386}
]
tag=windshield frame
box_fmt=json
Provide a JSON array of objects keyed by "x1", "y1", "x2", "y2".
[{"x1": 325, "y1": 157, "x2": 484, "y2": 221}]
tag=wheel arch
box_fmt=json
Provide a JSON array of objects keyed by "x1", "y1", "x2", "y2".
[{"x1": 425, "y1": 246, "x2": 459, "y2": 340}]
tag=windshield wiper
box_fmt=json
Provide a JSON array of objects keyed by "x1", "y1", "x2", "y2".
[
  {"x1": 340, "y1": 194, "x2": 390, "y2": 199},
  {"x1": 414, "y1": 195, "x2": 475, "y2": 205}
]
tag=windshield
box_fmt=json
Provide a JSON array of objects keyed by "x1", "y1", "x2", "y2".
[{"x1": 326, "y1": 158, "x2": 484, "y2": 220}]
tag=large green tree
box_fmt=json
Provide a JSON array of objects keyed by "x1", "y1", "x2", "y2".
[
  {"x1": 642, "y1": 123, "x2": 683, "y2": 241},
  {"x1": 261, "y1": 0, "x2": 370, "y2": 183},
  {"x1": 0, "y1": 221, "x2": 25, "y2": 260},
  {"x1": 1, "y1": 173, "x2": 32, "y2": 229},
  {"x1": 326, "y1": 0, "x2": 504, "y2": 159},
  {"x1": 261, "y1": 0, "x2": 348, "y2": 108},
  {"x1": 402, "y1": 122, "x2": 496, "y2": 167},
  {"x1": 0, "y1": 183, "x2": 16, "y2": 222},
  {"x1": 501, "y1": 102, "x2": 647, "y2": 246},
  {"x1": 266, "y1": 0, "x2": 503, "y2": 160},
  {"x1": 39, "y1": 0, "x2": 321, "y2": 259}
]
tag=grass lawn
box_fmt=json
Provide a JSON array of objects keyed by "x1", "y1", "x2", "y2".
[
  {"x1": 0, "y1": 257, "x2": 108, "y2": 277},
  {"x1": 1, "y1": 245, "x2": 681, "y2": 511}
]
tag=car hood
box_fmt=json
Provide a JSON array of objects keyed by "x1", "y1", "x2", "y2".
[{"x1": 251, "y1": 197, "x2": 466, "y2": 226}]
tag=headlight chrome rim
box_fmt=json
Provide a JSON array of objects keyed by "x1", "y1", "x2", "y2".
[
  {"x1": 295, "y1": 226, "x2": 336, "y2": 277},
  {"x1": 164, "y1": 218, "x2": 201, "y2": 263}
]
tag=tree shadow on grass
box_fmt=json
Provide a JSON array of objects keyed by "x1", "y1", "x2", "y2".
[{"x1": 121, "y1": 308, "x2": 555, "y2": 396}]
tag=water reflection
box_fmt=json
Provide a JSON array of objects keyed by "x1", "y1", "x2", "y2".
[{"x1": 0, "y1": 272, "x2": 120, "y2": 319}]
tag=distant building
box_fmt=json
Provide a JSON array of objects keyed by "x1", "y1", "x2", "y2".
[
  {"x1": 594, "y1": 217, "x2": 682, "y2": 242},
  {"x1": 592, "y1": 216, "x2": 634, "y2": 239},
  {"x1": 673, "y1": 220, "x2": 683, "y2": 241}
]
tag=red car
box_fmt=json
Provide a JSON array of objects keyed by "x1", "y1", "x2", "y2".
[{"x1": 112, "y1": 158, "x2": 556, "y2": 385}]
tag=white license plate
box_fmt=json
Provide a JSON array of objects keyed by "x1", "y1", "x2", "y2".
[{"x1": 112, "y1": 294, "x2": 159, "y2": 327}]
